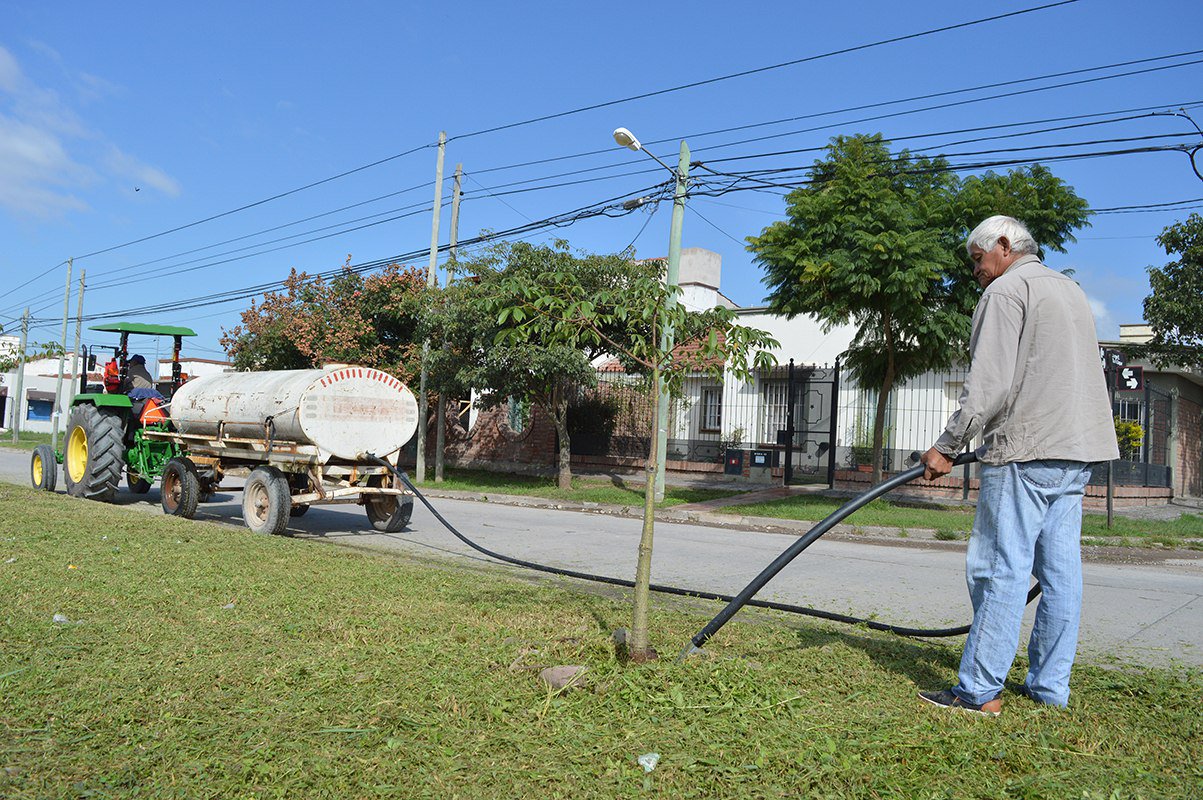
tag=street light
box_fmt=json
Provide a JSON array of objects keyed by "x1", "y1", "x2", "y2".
[{"x1": 613, "y1": 127, "x2": 691, "y2": 502}]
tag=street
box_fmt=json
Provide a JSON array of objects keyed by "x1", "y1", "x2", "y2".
[{"x1": 2, "y1": 446, "x2": 1200, "y2": 668}]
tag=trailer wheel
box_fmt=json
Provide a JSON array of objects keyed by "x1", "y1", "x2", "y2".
[
  {"x1": 31, "y1": 445, "x2": 57, "y2": 492},
  {"x1": 161, "y1": 458, "x2": 201, "y2": 518},
  {"x1": 127, "y1": 471, "x2": 152, "y2": 494},
  {"x1": 63, "y1": 404, "x2": 125, "y2": 502},
  {"x1": 243, "y1": 466, "x2": 291, "y2": 536},
  {"x1": 365, "y1": 475, "x2": 412, "y2": 533},
  {"x1": 290, "y1": 504, "x2": 310, "y2": 517}
]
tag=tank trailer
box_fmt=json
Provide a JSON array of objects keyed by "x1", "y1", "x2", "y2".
[{"x1": 31, "y1": 322, "x2": 418, "y2": 537}]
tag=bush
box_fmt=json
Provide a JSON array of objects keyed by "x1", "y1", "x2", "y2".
[
  {"x1": 1115, "y1": 417, "x2": 1143, "y2": 460},
  {"x1": 567, "y1": 394, "x2": 619, "y2": 455}
]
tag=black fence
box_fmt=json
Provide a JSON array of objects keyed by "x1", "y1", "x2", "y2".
[
  {"x1": 566, "y1": 362, "x2": 837, "y2": 483},
  {"x1": 565, "y1": 362, "x2": 1180, "y2": 491}
]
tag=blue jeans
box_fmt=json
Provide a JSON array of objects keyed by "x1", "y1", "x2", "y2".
[{"x1": 954, "y1": 460, "x2": 1093, "y2": 708}]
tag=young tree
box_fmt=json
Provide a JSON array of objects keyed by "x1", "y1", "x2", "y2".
[
  {"x1": 1138, "y1": 214, "x2": 1203, "y2": 371},
  {"x1": 748, "y1": 134, "x2": 1089, "y2": 481},
  {"x1": 495, "y1": 255, "x2": 777, "y2": 662}
]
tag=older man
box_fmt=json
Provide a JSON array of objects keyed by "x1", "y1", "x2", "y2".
[{"x1": 919, "y1": 215, "x2": 1118, "y2": 716}]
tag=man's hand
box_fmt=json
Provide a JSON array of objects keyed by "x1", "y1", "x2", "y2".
[{"x1": 920, "y1": 447, "x2": 955, "y2": 481}]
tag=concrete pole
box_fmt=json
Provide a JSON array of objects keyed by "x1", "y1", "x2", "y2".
[
  {"x1": 653, "y1": 140, "x2": 690, "y2": 502},
  {"x1": 50, "y1": 259, "x2": 73, "y2": 453},
  {"x1": 435, "y1": 163, "x2": 463, "y2": 483},
  {"x1": 72, "y1": 270, "x2": 86, "y2": 397},
  {"x1": 416, "y1": 132, "x2": 446, "y2": 483},
  {"x1": 9, "y1": 308, "x2": 30, "y2": 443}
]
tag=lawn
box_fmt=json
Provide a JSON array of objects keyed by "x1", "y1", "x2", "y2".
[
  {"x1": 0, "y1": 431, "x2": 55, "y2": 451},
  {"x1": 1, "y1": 485, "x2": 1199, "y2": 798},
  {"x1": 412, "y1": 466, "x2": 740, "y2": 508},
  {"x1": 720, "y1": 495, "x2": 1203, "y2": 549}
]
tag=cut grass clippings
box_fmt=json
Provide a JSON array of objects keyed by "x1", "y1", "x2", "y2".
[{"x1": 1, "y1": 484, "x2": 1200, "y2": 798}]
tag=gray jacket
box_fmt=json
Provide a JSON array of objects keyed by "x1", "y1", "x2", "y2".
[{"x1": 934, "y1": 254, "x2": 1119, "y2": 465}]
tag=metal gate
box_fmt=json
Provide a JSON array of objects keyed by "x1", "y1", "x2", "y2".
[{"x1": 781, "y1": 359, "x2": 838, "y2": 486}]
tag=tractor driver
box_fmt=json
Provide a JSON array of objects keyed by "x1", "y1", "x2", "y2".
[{"x1": 124, "y1": 354, "x2": 158, "y2": 393}]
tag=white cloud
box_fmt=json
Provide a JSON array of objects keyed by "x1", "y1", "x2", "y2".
[
  {"x1": 0, "y1": 44, "x2": 178, "y2": 219},
  {"x1": 1087, "y1": 295, "x2": 1118, "y2": 341}
]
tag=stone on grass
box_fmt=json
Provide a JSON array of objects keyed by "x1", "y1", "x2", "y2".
[{"x1": 539, "y1": 665, "x2": 587, "y2": 691}]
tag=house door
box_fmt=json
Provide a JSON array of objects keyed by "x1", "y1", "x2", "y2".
[{"x1": 781, "y1": 362, "x2": 838, "y2": 486}]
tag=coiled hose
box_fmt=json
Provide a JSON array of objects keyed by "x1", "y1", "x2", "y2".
[{"x1": 364, "y1": 453, "x2": 1041, "y2": 654}]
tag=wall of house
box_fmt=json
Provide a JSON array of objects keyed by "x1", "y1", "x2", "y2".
[{"x1": 436, "y1": 399, "x2": 557, "y2": 475}]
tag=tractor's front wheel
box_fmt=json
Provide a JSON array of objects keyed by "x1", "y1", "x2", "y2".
[
  {"x1": 63, "y1": 404, "x2": 125, "y2": 502},
  {"x1": 127, "y1": 471, "x2": 152, "y2": 494},
  {"x1": 31, "y1": 445, "x2": 57, "y2": 492}
]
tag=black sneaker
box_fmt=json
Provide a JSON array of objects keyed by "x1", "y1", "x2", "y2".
[{"x1": 918, "y1": 688, "x2": 1002, "y2": 717}]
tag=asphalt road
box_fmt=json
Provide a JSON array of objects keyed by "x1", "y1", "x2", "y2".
[{"x1": 2, "y1": 446, "x2": 1200, "y2": 668}]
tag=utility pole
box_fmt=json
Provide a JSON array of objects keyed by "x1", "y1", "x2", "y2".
[
  {"x1": 416, "y1": 131, "x2": 446, "y2": 483},
  {"x1": 9, "y1": 308, "x2": 30, "y2": 443},
  {"x1": 72, "y1": 270, "x2": 86, "y2": 398},
  {"x1": 435, "y1": 162, "x2": 463, "y2": 483},
  {"x1": 653, "y1": 140, "x2": 690, "y2": 502},
  {"x1": 50, "y1": 259, "x2": 73, "y2": 453}
]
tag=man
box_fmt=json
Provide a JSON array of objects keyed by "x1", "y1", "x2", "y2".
[
  {"x1": 919, "y1": 215, "x2": 1118, "y2": 716},
  {"x1": 124, "y1": 354, "x2": 157, "y2": 392}
]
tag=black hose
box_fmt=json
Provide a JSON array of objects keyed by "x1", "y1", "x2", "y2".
[{"x1": 363, "y1": 454, "x2": 1041, "y2": 649}]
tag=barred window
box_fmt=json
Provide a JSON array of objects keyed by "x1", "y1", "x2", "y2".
[{"x1": 700, "y1": 386, "x2": 722, "y2": 432}]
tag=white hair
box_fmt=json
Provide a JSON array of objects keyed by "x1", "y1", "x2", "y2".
[{"x1": 965, "y1": 215, "x2": 1039, "y2": 256}]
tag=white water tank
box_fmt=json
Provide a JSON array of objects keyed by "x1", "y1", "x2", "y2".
[{"x1": 169, "y1": 367, "x2": 418, "y2": 460}]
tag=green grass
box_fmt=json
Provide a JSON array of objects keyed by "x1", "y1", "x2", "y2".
[
  {"x1": 719, "y1": 495, "x2": 1203, "y2": 548},
  {"x1": 0, "y1": 432, "x2": 55, "y2": 452},
  {"x1": 1, "y1": 485, "x2": 1200, "y2": 798},
  {"x1": 721, "y1": 496, "x2": 979, "y2": 538},
  {"x1": 413, "y1": 466, "x2": 739, "y2": 508}
]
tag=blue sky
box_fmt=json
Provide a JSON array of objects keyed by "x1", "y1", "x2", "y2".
[{"x1": 1, "y1": 0, "x2": 1201, "y2": 362}]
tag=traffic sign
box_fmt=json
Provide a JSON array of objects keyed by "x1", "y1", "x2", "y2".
[{"x1": 1116, "y1": 365, "x2": 1144, "y2": 391}]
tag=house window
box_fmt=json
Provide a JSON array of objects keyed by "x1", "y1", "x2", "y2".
[
  {"x1": 26, "y1": 399, "x2": 53, "y2": 421},
  {"x1": 1114, "y1": 398, "x2": 1141, "y2": 422},
  {"x1": 762, "y1": 381, "x2": 788, "y2": 442},
  {"x1": 507, "y1": 397, "x2": 530, "y2": 434},
  {"x1": 700, "y1": 386, "x2": 722, "y2": 432}
]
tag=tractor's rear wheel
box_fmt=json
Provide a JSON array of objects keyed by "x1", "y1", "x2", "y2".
[
  {"x1": 161, "y1": 458, "x2": 201, "y2": 518},
  {"x1": 63, "y1": 404, "x2": 125, "y2": 502},
  {"x1": 243, "y1": 466, "x2": 291, "y2": 536},
  {"x1": 31, "y1": 445, "x2": 57, "y2": 492}
]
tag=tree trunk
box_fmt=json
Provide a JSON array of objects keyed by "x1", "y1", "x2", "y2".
[
  {"x1": 551, "y1": 384, "x2": 573, "y2": 491},
  {"x1": 872, "y1": 315, "x2": 898, "y2": 485},
  {"x1": 628, "y1": 365, "x2": 660, "y2": 662}
]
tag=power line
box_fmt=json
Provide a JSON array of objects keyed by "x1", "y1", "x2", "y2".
[{"x1": 447, "y1": 1, "x2": 1082, "y2": 142}]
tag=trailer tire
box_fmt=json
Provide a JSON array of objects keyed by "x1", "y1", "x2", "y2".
[
  {"x1": 63, "y1": 404, "x2": 125, "y2": 502},
  {"x1": 363, "y1": 490, "x2": 411, "y2": 534},
  {"x1": 31, "y1": 445, "x2": 57, "y2": 492},
  {"x1": 243, "y1": 466, "x2": 291, "y2": 536},
  {"x1": 290, "y1": 504, "x2": 310, "y2": 517},
  {"x1": 161, "y1": 458, "x2": 201, "y2": 518}
]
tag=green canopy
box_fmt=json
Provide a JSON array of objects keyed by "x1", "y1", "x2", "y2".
[{"x1": 89, "y1": 322, "x2": 197, "y2": 337}]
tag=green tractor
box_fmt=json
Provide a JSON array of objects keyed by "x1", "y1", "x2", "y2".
[{"x1": 31, "y1": 322, "x2": 198, "y2": 508}]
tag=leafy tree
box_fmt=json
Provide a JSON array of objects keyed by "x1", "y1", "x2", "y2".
[
  {"x1": 221, "y1": 261, "x2": 428, "y2": 384},
  {"x1": 427, "y1": 241, "x2": 653, "y2": 490},
  {"x1": 0, "y1": 331, "x2": 64, "y2": 374},
  {"x1": 748, "y1": 134, "x2": 1089, "y2": 481},
  {"x1": 494, "y1": 253, "x2": 777, "y2": 662},
  {"x1": 1138, "y1": 214, "x2": 1203, "y2": 371}
]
